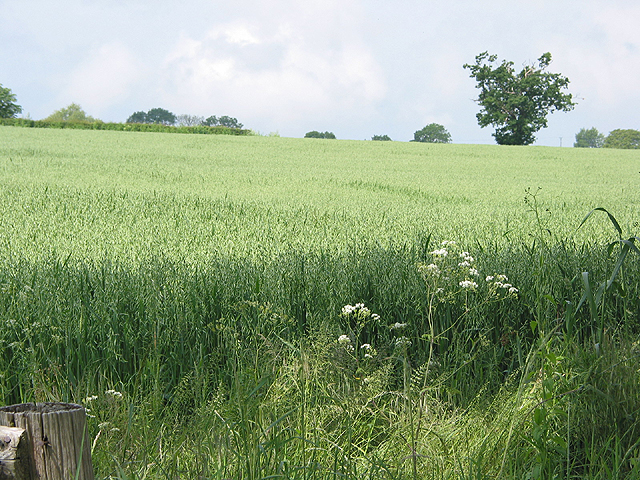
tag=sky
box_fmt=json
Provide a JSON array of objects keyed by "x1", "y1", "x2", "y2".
[{"x1": 1, "y1": 0, "x2": 639, "y2": 145}]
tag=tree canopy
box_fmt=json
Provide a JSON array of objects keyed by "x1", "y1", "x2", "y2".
[
  {"x1": 127, "y1": 108, "x2": 176, "y2": 125},
  {"x1": 603, "y1": 129, "x2": 640, "y2": 149},
  {"x1": 43, "y1": 103, "x2": 98, "y2": 123},
  {"x1": 412, "y1": 124, "x2": 451, "y2": 143},
  {"x1": 372, "y1": 134, "x2": 392, "y2": 141},
  {"x1": 0, "y1": 84, "x2": 22, "y2": 118},
  {"x1": 203, "y1": 115, "x2": 244, "y2": 129},
  {"x1": 574, "y1": 127, "x2": 604, "y2": 148},
  {"x1": 464, "y1": 52, "x2": 575, "y2": 145},
  {"x1": 304, "y1": 131, "x2": 336, "y2": 139}
]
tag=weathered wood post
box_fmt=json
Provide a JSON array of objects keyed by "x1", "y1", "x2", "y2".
[{"x1": 0, "y1": 403, "x2": 94, "y2": 480}]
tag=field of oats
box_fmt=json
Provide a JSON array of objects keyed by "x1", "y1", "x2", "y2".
[{"x1": 1, "y1": 126, "x2": 639, "y2": 479}]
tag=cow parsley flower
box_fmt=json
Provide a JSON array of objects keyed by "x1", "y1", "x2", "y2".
[
  {"x1": 423, "y1": 263, "x2": 440, "y2": 275},
  {"x1": 338, "y1": 334, "x2": 351, "y2": 345},
  {"x1": 431, "y1": 248, "x2": 448, "y2": 257},
  {"x1": 459, "y1": 280, "x2": 478, "y2": 289},
  {"x1": 391, "y1": 322, "x2": 408, "y2": 330}
]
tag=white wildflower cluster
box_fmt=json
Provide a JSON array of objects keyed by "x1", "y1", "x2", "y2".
[
  {"x1": 82, "y1": 395, "x2": 98, "y2": 404},
  {"x1": 459, "y1": 280, "x2": 478, "y2": 290},
  {"x1": 337, "y1": 334, "x2": 354, "y2": 351},
  {"x1": 486, "y1": 274, "x2": 519, "y2": 297},
  {"x1": 360, "y1": 343, "x2": 377, "y2": 359},
  {"x1": 341, "y1": 303, "x2": 380, "y2": 323},
  {"x1": 395, "y1": 336, "x2": 412, "y2": 348},
  {"x1": 105, "y1": 389, "x2": 123, "y2": 399},
  {"x1": 418, "y1": 263, "x2": 441, "y2": 277},
  {"x1": 390, "y1": 322, "x2": 408, "y2": 330},
  {"x1": 419, "y1": 241, "x2": 483, "y2": 298}
]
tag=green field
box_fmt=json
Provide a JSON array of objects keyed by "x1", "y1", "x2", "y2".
[{"x1": 1, "y1": 126, "x2": 639, "y2": 479}]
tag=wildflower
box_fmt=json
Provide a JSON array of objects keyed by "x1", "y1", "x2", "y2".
[
  {"x1": 105, "y1": 389, "x2": 123, "y2": 398},
  {"x1": 82, "y1": 395, "x2": 98, "y2": 404},
  {"x1": 435, "y1": 287, "x2": 444, "y2": 295},
  {"x1": 360, "y1": 343, "x2": 372, "y2": 350},
  {"x1": 338, "y1": 334, "x2": 351, "y2": 345},
  {"x1": 441, "y1": 240, "x2": 456, "y2": 247},
  {"x1": 342, "y1": 304, "x2": 356, "y2": 315},
  {"x1": 458, "y1": 261, "x2": 471, "y2": 268},
  {"x1": 509, "y1": 287, "x2": 519, "y2": 294},
  {"x1": 364, "y1": 353, "x2": 373, "y2": 359},
  {"x1": 371, "y1": 313, "x2": 380, "y2": 321},
  {"x1": 430, "y1": 248, "x2": 448, "y2": 257},
  {"x1": 395, "y1": 336, "x2": 412, "y2": 348},
  {"x1": 459, "y1": 252, "x2": 474, "y2": 263},
  {"x1": 486, "y1": 275, "x2": 494, "y2": 282},
  {"x1": 469, "y1": 268, "x2": 479, "y2": 277},
  {"x1": 391, "y1": 322, "x2": 408, "y2": 330},
  {"x1": 459, "y1": 280, "x2": 478, "y2": 289},
  {"x1": 422, "y1": 263, "x2": 440, "y2": 275}
]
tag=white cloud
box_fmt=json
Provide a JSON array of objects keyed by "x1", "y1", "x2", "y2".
[
  {"x1": 160, "y1": 21, "x2": 386, "y2": 126},
  {"x1": 62, "y1": 43, "x2": 143, "y2": 116}
]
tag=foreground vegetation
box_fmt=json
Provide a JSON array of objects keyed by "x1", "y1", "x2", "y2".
[{"x1": 1, "y1": 127, "x2": 639, "y2": 479}]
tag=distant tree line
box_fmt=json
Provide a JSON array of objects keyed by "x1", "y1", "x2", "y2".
[
  {"x1": 574, "y1": 127, "x2": 640, "y2": 149},
  {"x1": 304, "y1": 131, "x2": 336, "y2": 139},
  {"x1": 3, "y1": 80, "x2": 637, "y2": 148},
  {"x1": 127, "y1": 108, "x2": 244, "y2": 129}
]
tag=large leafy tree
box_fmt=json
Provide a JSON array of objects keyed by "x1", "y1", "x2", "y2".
[
  {"x1": 464, "y1": 52, "x2": 575, "y2": 145},
  {"x1": 0, "y1": 83, "x2": 23, "y2": 118},
  {"x1": 412, "y1": 123, "x2": 451, "y2": 143},
  {"x1": 145, "y1": 108, "x2": 176, "y2": 125},
  {"x1": 44, "y1": 103, "x2": 98, "y2": 123},
  {"x1": 126, "y1": 111, "x2": 148, "y2": 123},
  {"x1": 574, "y1": 127, "x2": 604, "y2": 148},
  {"x1": 603, "y1": 129, "x2": 640, "y2": 149}
]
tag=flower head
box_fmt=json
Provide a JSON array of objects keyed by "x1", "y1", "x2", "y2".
[
  {"x1": 105, "y1": 389, "x2": 123, "y2": 399},
  {"x1": 459, "y1": 280, "x2": 478, "y2": 290},
  {"x1": 395, "y1": 336, "x2": 412, "y2": 348},
  {"x1": 390, "y1": 322, "x2": 408, "y2": 330}
]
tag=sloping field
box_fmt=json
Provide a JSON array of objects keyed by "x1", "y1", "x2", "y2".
[{"x1": 1, "y1": 126, "x2": 638, "y2": 262}]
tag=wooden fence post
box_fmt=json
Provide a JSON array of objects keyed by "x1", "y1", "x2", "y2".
[{"x1": 0, "y1": 403, "x2": 94, "y2": 480}]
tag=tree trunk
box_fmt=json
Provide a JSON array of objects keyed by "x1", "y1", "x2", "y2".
[{"x1": 0, "y1": 403, "x2": 94, "y2": 480}]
